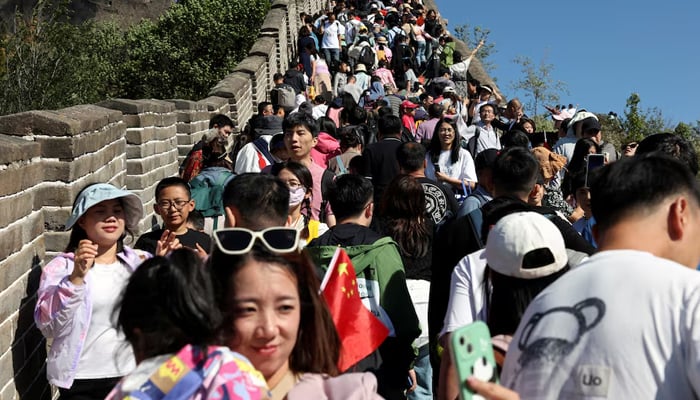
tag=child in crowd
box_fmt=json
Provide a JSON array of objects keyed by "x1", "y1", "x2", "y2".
[{"x1": 135, "y1": 177, "x2": 211, "y2": 255}]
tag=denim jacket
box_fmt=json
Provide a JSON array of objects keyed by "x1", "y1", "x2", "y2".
[{"x1": 34, "y1": 246, "x2": 149, "y2": 388}]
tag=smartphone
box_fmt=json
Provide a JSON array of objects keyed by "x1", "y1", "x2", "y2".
[
  {"x1": 585, "y1": 153, "x2": 605, "y2": 187},
  {"x1": 433, "y1": 163, "x2": 441, "y2": 173},
  {"x1": 451, "y1": 321, "x2": 499, "y2": 400}
]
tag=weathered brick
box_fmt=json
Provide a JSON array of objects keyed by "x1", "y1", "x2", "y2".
[
  {"x1": 126, "y1": 136, "x2": 177, "y2": 159},
  {"x1": 0, "y1": 190, "x2": 34, "y2": 230},
  {"x1": 0, "y1": 240, "x2": 43, "y2": 303},
  {"x1": 200, "y1": 96, "x2": 229, "y2": 112},
  {"x1": 126, "y1": 163, "x2": 178, "y2": 191},
  {"x1": 156, "y1": 113, "x2": 178, "y2": 127},
  {"x1": 35, "y1": 124, "x2": 125, "y2": 159},
  {"x1": 0, "y1": 111, "x2": 82, "y2": 137},
  {"x1": 44, "y1": 231, "x2": 69, "y2": 255},
  {"x1": 169, "y1": 99, "x2": 206, "y2": 111},
  {"x1": 250, "y1": 36, "x2": 277, "y2": 58},
  {"x1": 42, "y1": 140, "x2": 125, "y2": 182},
  {"x1": 126, "y1": 148, "x2": 178, "y2": 175},
  {"x1": 57, "y1": 105, "x2": 117, "y2": 133},
  {"x1": 176, "y1": 121, "x2": 209, "y2": 135},
  {"x1": 176, "y1": 110, "x2": 210, "y2": 124},
  {"x1": 0, "y1": 314, "x2": 17, "y2": 368},
  {"x1": 208, "y1": 72, "x2": 251, "y2": 99},
  {"x1": 153, "y1": 125, "x2": 177, "y2": 140},
  {"x1": 0, "y1": 272, "x2": 27, "y2": 328},
  {"x1": 0, "y1": 135, "x2": 41, "y2": 165},
  {"x1": 0, "y1": 162, "x2": 43, "y2": 197}
]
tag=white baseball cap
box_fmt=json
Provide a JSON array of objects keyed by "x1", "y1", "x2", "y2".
[{"x1": 485, "y1": 212, "x2": 568, "y2": 279}]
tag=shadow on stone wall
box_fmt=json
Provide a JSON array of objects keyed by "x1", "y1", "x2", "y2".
[{"x1": 11, "y1": 256, "x2": 51, "y2": 400}]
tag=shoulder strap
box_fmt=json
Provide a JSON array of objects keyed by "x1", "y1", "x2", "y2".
[
  {"x1": 252, "y1": 137, "x2": 273, "y2": 164},
  {"x1": 335, "y1": 155, "x2": 347, "y2": 175},
  {"x1": 465, "y1": 208, "x2": 484, "y2": 249}
]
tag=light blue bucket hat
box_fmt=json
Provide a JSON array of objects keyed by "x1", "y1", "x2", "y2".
[{"x1": 65, "y1": 183, "x2": 144, "y2": 231}]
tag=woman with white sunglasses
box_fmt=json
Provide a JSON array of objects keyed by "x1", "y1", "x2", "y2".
[{"x1": 208, "y1": 227, "x2": 382, "y2": 399}]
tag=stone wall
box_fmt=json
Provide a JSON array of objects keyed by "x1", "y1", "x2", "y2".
[
  {"x1": 0, "y1": 0, "x2": 322, "y2": 397},
  {"x1": 0, "y1": 0, "x2": 495, "y2": 396}
]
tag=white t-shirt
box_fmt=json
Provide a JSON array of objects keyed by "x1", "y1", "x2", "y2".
[
  {"x1": 321, "y1": 20, "x2": 345, "y2": 50},
  {"x1": 440, "y1": 249, "x2": 489, "y2": 337},
  {"x1": 234, "y1": 135, "x2": 274, "y2": 174},
  {"x1": 76, "y1": 261, "x2": 135, "y2": 379},
  {"x1": 425, "y1": 148, "x2": 478, "y2": 184},
  {"x1": 502, "y1": 250, "x2": 700, "y2": 399}
]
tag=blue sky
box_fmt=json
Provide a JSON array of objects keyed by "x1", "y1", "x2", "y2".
[{"x1": 433, "y1": 0, "x2": 700, "y2": 126}]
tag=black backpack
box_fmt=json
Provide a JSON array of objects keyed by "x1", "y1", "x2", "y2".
[{"x1": 358, "y1": 46, "x2": 375, "y2": 69}]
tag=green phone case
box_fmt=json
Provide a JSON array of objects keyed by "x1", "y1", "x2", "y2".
[{"x1": 450, "y1": 321, "x2": 499, "y2": 400}]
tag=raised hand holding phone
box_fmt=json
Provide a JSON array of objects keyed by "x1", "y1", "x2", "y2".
[{"x1": 451, "y1": 321, "x2": 499, "y2": 400}]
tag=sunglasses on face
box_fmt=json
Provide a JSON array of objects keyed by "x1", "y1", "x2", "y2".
[
  {"x1": 213, "y1": 227, "x2": 300, "y2": 255},
  {"x1": 623, "y1": 142, "x2": 638, "y2": 149}
]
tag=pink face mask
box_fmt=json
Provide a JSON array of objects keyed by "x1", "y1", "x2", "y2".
[{"x1": 289, "y1": 186, "x2": 307, "y2": 207}]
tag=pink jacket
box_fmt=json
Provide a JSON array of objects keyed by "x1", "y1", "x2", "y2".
[
  {"x1": 287, "y1": 372, "x2": 384, "y2": 400},
  {"x1": 372, "y1": 67, "x2": 396, "y2": 89},
  {"x1": 311, "y1": 132, "x2": 341, "y2": 168},
  {"x1": 34, "y1": 247, "x2": 150, "y2": 388}
]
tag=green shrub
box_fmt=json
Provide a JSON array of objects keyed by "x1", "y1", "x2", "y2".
[
  {"x1": 115, "y1": 0, "x2": 270, "y2": 99},
  {"x1": 0, "y1": 0, "x2": 270, "y2": 115}
]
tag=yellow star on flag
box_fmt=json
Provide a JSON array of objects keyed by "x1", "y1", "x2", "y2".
[{"x1": 338, "y1": 262, "x2": 349, "y2": 276}]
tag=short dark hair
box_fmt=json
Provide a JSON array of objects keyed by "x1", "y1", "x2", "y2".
[
  {"x1": 257, "y1": 101, "x2": 272, "y2": 114},
  {"x1": 187, "y1": 209, "x2": 205, "y2": 231},
  {"x1": 327, "y1": 174, "x2": 374, "y2": 221},
  {"x1": 339, "y1": 128, "x2": 364, "y2": 149},
  {"x1": 209, "y1": 114, "x2": 233, "y2": 129},
  {"x1": 500, "y1": 130, "x2": 530, "y2": 149},
  {"x1": 636, "y1": 133, "x2": 699, "y2": 175},
  {"x1": 492, "y1": 147, "x2": 540, "y2": 198},
  {"x1": 156, "y1": 176, "x2": 191, "y2": 200},
  {"x1": 590, "y1": 153, "x2": 700, "y2": 232},
  {"x1": 118, "y1": 248, "x2": 221, "y2": 360},
  {"x1": 347, "y1": 107, "x2": 368, "y2": 125},
  {"x1": 378, "y1": 114, "x2": 402, "y2": 138},
  {"x1": 427, "y1": 103, "x2": 444, "y2": 119},
  {"x1": 222, "y1": 173, "x2": 289, "y2": 229},
  {"x1": 283, "y1": 112, "x2": 319, "y2": 137},
  {"x1": 480, "y1": 103, "x2": 496, "y2": 114},
  {"x1": 397, "y1": 141, "x2": 426, "y2": 172},
  {"x1": 273, "y1": 72, "x2": 284, "y2": 81}
]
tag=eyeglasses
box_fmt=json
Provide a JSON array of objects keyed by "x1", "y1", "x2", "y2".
[
  {"x1": 213, "y1": 227, "x2": 300, "y2": 255},
  {"x1": 157, "y1": 199, "x2": 190, "y2": 210},
  {"x1": 439, "y1": 128, "x2": 454, "y2": 133},
  {"x1": 623, "y1": 143, "x2": 638, "y2": 150}
]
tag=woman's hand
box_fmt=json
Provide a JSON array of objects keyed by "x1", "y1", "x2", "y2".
[
  {"x1": 70, "y1": 239, "x2": 98, "y2": 285},
  {"x1": 407, "y1": 369, "x2": 418, "y2": 393},
  {"x1": 155, "y1": 230, "x2": 182, "y2": 257},
  {"x1": 435, "y1": 171, "x2": 450, "y2": 182},
  {"x1": 466, "y1": 377, "x2": 520, "y2": 400}
]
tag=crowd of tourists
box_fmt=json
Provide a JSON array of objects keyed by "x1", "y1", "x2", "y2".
[{"x1": 33, "y1": 0, "x2": 700, "y2": 399}]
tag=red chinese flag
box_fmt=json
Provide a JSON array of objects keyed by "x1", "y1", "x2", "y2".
[{"x1": 321, "y1": 248, "x2": 390, "y2": 372}]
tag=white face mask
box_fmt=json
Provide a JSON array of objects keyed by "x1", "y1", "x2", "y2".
[{"x1": 289, "y1": 186, "x2": 307, "y2": 207}]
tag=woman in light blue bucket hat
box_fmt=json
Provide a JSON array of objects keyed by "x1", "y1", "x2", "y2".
[{"x1": 34, "y1": 183, "x2": 181, "y2": 399}]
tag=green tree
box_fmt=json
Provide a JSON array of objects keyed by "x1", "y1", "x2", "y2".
[
  {"x1": 452, "y1": 23, "x2": 496, "y2": 73},
  {"x1": 511, "y1": 53, "x2": 568, "y2": 118},
  {"x1": 622, "y1": 93, "x2": 672, "y2": 140},
  {"x1": 0, "y1": 0, "x2": 123, "y2": 114},
  {"x1": 622, "y1": 93, "x2": 646, "y2": 140},
  {"x1": 116, "y1": 0, "x2": 269, "y2": 99},
  {"x1": 674, "y1": 122, "x2": 695, "y2": 139}
]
